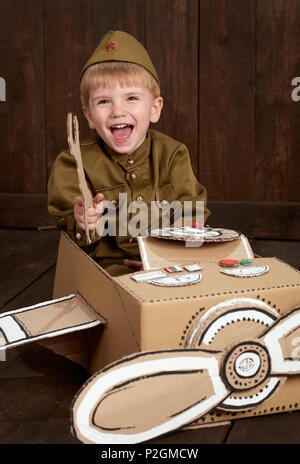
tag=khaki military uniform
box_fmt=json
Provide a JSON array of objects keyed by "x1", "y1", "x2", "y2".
[{"x1": 48, "y1": 129, "x2": 210, "y2": 276}]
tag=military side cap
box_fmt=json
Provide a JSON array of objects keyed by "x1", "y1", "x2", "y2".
[{"x1": 80, "y1": 30, "x2": 160, "y2": 87}]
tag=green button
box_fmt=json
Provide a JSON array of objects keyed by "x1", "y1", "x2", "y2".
[{"x1": 240, "y1": 260, "x2": 252, "y2": 265}]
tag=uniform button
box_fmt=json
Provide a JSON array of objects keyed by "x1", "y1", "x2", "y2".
[
  {"x1": 127, "y1": 158, "x2": 134, "y2": 165},
  {"x1": 160, "y1": 199, "x2": 168, "y2": 206},
  {"x1": 136, "y1": 195, "x2": 144, "y2": 201},
  {"x1": 130, "y1": 173, "x2": 137, "y2": 180}
]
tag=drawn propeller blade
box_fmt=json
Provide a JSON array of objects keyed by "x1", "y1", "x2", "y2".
[
  {"x1": 262, "y1": 306, "x2": 300, "y2": 374},
  {"x1": 72, "y1": 349, "x2": 230, "y2": 444}
]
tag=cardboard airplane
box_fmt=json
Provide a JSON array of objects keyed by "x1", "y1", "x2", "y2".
[{"x1": 1, "y1": 114, "x2": 300, "y2": 444}]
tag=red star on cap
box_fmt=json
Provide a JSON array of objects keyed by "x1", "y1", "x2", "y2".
[{"x1": 107, "y1": 41, "x2": 117, "y2": 51}]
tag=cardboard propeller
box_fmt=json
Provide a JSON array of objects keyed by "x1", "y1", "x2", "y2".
[{"x1": 71, "y1": 304, "x2": 300, "y2": 444}]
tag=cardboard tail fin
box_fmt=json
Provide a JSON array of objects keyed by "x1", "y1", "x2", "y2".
[{"x1": 0, "y1": 293, "x2": 103, "y2": 351}]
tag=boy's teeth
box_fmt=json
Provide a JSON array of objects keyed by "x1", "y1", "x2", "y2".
[{"x1": 111, "y1": 123, "x2": 133, "y2": 142}]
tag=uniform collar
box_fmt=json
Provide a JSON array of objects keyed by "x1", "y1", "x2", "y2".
[{"x1": 100, "y1": 131, "x2": 151, "y2": 171}]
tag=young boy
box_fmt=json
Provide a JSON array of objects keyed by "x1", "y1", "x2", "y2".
[{"x1": 48, "y1": 30, "x2": 210, "y2": 276}]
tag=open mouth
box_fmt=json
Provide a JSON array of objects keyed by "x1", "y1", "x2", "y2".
[{"x1": 110, "y1": 124, "x2": 134, "y2": 143}]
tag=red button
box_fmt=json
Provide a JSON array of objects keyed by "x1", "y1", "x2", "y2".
[
  {"x1": 219, "y1": 259, "x2": 239, "y2": 267},
  {"x1": 187, "y1": 221, "x2": 203, "y2": 229}
]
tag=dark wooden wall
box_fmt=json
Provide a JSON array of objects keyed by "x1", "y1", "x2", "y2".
[{"x1": 0, "y1": 0, "x2": 299, "y2": 238}]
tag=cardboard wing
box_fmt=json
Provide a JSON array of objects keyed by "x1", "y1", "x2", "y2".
[
  {"x1": 71, "y1": 305, "x2": 300, "y2": 444},
  {"x1": 0, "y1": 293, "x2": 103, "y2": 352}
]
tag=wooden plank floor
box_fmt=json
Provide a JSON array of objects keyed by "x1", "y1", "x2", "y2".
[{"x1": 0, "y1": 228, "x2": 299, "y2": 445}]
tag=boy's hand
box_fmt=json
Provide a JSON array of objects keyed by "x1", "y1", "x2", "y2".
[
  {"x1": 74, "y1": 192, "x2": 104, "y2": 231},
  {"x1": 123, "y1": 259, "x2": 143, "y2": 271}
]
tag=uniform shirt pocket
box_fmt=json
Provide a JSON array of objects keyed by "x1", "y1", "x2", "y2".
[{"x1": 95, "y1": 184, "x2": 127, "y2": 210}]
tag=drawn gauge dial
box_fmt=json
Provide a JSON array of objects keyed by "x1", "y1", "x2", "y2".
[
  {"x1": 72, "y1": 303, "x2": 300, "y2": 444},
  {"x1": 185, "y1": 298, "x2": 286, "y2": 411}
]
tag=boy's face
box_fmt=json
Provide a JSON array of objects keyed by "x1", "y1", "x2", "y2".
[{"x1": 83, "y1": 83, "x2": 163, "y2": 154}]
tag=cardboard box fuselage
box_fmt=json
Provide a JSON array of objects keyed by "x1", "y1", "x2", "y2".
[{"x1": 51, "y1": 231, "x2": 300, "y2": 425}]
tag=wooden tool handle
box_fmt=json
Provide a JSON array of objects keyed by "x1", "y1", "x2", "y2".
[{"x1": 67, "y1": 112, "x2": 95, "y2": 244}]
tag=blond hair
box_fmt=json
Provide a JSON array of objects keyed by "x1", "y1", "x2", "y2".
[{"x1": 80, "y1": 62, "x2": 160, "y2": 107}]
